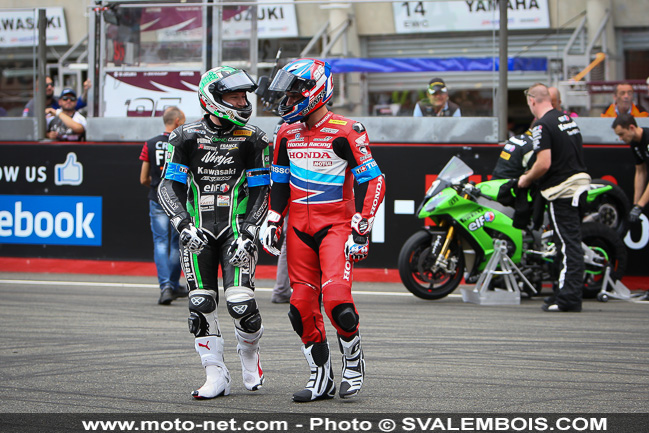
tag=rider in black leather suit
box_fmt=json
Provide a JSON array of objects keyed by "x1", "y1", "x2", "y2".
[{"x1": 158, "y1": 66, "x2": 270, "y2": 399}]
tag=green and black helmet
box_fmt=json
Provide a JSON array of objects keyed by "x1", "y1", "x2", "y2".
[{"x1": 198, "y1": 66, "x2": 257, "y2": 126}]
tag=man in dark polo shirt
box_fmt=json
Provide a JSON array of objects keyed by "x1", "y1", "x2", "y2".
[{"x1": 139, "y1": 106, "x2": 187, "y2": 305}]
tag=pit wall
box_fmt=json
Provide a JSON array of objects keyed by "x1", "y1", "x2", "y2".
[{"x1": 2, "y1": 117, "x2": 648, "y2": 275}]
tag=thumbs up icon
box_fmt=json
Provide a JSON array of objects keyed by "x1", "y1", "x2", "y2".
[{"x1": 55, "y1": 152, "x2": 84, "y2": 186}]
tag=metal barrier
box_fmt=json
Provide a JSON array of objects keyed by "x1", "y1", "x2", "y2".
[{"x1": 2, "y1": 116, "x2": 648, "y2": 143}]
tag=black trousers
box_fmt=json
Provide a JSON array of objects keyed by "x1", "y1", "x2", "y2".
[
  {"x1": 548, "y1": 198, "x2": 583, "y2": 309},
  {"x1": 180, "y1": 230, "x2": 257, "y2": 299}
]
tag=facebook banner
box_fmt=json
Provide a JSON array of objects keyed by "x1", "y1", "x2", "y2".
[
  {"x1": 0, "y1": 195, "x2": 102, "y2": 246},
  {"x1": 0, "y1": 143, "x2": 145, "y2": 261}
]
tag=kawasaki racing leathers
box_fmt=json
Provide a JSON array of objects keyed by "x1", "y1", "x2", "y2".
[{"x1": 158, "y1": 114, "x2": 270, "y2": 305}]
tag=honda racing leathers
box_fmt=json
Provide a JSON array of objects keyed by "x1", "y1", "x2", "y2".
[{"x1": 268, "y1": 111, "x2": 385, "y2": 344}]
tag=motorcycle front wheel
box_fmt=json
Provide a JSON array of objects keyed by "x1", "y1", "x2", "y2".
[
  {"x1": 581, "y1": 221, "x2": 628, "y2": 298},
  {"x1": 398, "y1": 229, "x2": 465, "y2": 300}
]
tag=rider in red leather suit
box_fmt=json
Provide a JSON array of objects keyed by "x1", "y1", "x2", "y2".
[
  {"x1": 273, "y1": 110, "x2": 385, "y2": 339},
  {"x1": 262, "y1": 59, "x2": 385, "y2": 402}
]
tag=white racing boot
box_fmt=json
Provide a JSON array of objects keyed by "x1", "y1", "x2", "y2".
[
  {"x1": 293, "y1": 341, "x2": 336, "y2": 402},
  {"x1": 338, "y1": 333, "x2": 365, "y2": 398},
  {"x1": 235, "y1": 326, "x2": 264, "y2": 391},
  {"x1": 192, "y1": 335, "x2": 231, "y2": 399}
]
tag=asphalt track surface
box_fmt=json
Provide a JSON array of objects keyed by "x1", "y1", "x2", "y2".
[{"x1": 1, "y1": 272, "x2": 648, "y2": 419}]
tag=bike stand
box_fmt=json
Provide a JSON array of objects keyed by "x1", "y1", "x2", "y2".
[
  {"x1": 596, "y1": 266, "x2": 646, "y2": 303},
  {"x1": 461, "y1": 239, "x2": 536, "y2": 306}
]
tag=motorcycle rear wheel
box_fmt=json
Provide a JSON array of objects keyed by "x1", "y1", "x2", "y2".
[
  {"x1": 583, "y1": 179, "x2": 630, "y2": 237},
  {"x1": 398, "y1": 230, "x2": 465, "y2": 300},
  {"x1": 581, "y1": 221, "x2": 628, "y2": 298}
]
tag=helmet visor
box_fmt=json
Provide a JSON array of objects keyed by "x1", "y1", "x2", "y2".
[
  {"x1": 269, "y1": 69, "x2": 315, "y2": 94},
  {"x1": 214, "y1": 70, "x2": 257, "y2": 93}
]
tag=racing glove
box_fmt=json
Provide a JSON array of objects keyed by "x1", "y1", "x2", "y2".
[
  {"x1": 261, "y1": 210, "x2": 283, "y2": 256},
  {"x1": 344, "y1": 213, "x2": 373, "y2": 262},
  {"x1": 629, "y1": 204, "x2": 643, "y2": 223},
  {"x1": 227, "y1": 234, "x2": 258, "y2": 267},
  {"x1": 180, "y1": 223, "x2": 208, "y2": 255}
]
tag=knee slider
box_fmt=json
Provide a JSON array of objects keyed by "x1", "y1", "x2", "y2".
[
  {"x1": 331, "y1": 303, "x2": 359, "y2": 333},
  {"x1": 226, "y1": 286, "x2": 261, "y2": 333},
  {"x1": 288, "y1": 304, "x2": 304, "y2": 337},
  {"x1": 188, "y1": 289, "x2": 218, "y2": 337}
]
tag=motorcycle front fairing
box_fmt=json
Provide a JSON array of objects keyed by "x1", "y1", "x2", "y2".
[
  {"x1": 415, "y1": 156, "x2": 474, "y2": 216},
  {"x1": 417, "y1": 183, "x2": 524, "y2": 276}
]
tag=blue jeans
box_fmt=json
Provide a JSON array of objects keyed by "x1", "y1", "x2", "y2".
[{"x1": 149, "y1": 200, "x2": 181, "y2": 291}]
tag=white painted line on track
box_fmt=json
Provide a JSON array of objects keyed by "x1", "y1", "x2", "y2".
[
  {"x1": 0, "y1": 279, "x2": 157, "y2": 289},
  {"x1": 0, "y1": 278, "x2": 462, "y2": 298}
]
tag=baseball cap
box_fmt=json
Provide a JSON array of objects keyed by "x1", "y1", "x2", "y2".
[
  {"x1": 428, "y1": 78, "x2": 448, "y2": 94},
  {"x1": 60, "y1": 88, "x2": 77, "y2": 99}
]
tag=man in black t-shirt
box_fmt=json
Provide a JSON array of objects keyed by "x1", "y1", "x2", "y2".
[
  {"x1": 519, "y1": 83, "x2": 590, "y2": 313},
  {"x1": 612, "y1": 113, "x2": 649, "y2": 224},
  {"x1": 139, "y1": 106, "x2": 187, "y2": 305}
]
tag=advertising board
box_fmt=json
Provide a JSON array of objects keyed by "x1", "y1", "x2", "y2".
[
  {"x1": 1, "y1": 142, "x2": 646, "y2": 275},
  {"x1": 0, "y1": 144, "x2": 146, "y2": 261},
  {"x1": 103, "y1": 71, "x2": 202, "y2": 118},
  {"x1": 393, "y1": 0, "x2": 550, "y2": 33},
  {"x1": 0, "y1": 7, "x2": 68, "y2": 47}
]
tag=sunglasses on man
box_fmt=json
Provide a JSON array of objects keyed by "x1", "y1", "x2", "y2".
[
  {"x1": 428, "y1": 85, "x2": 447, "y2": 96},
  {"x1": 523, "y1": 89, "x2": 537, "y2": 99},
  {"x1": 60, "y1": 96, "x2": 77, "y2": 102}
]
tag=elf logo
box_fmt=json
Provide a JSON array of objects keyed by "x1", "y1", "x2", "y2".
[
  {"x1": 0, "y1": 195, "x2": 102, "y2": 246},
  {"x1": 468, "y1": 212, "x2": 495, "y2": 231}
]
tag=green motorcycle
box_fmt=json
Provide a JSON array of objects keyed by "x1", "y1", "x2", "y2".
[{"x1": 398, "y1": 156, "x2": 627, "y2": 300}]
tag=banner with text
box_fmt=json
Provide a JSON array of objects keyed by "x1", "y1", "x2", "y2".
[
  {"x1": 0, "y1": 7, "x2": 68, "y2": 47},
  {"x1": 222, "y1": 0, "x2": 298, "y2": 39},
  {"x1": 393, "y1": 0, "x2": 550, "y2": 33}
]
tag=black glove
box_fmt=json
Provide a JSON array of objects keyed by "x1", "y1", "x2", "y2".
[
  {"x1": 629, "y1": 204, "x2": 643, "y2": 223},
  {"x1": 227, "y1": 234, "x2": 257, "y2": 267},
  {"x1": 179, "y1": 224, "x2": 208, "y2": 254}
]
